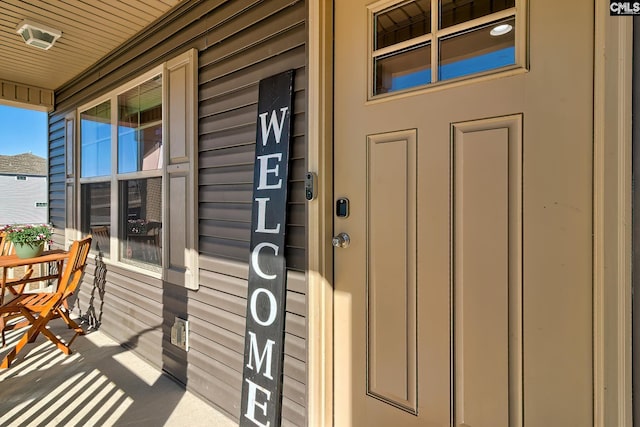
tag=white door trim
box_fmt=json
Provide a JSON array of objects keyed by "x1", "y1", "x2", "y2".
[
  {"x1": 307, "y1": 0, "x2": 334, "y2": 426},
  {"x1": 593, "y1": 11, "x2": 633, "y2": 427}
]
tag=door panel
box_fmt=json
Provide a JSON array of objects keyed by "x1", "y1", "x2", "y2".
[
  {"x1": 366, "y1": 130, "x2": 418, "y2": 413},
  {"x1": 452, "y1": 116, "x2": 523, "y2": 427}
]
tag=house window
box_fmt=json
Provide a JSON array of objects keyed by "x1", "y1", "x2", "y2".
[
  {"x1": 75, "y1": 49, "x2": 198, "y2": 286},
  {"x1": 371, "y1": 0, "x2": 521, "y2": 97},
  {"x1": 79, "y1": 70, "x2": 163, "y2": 272}
]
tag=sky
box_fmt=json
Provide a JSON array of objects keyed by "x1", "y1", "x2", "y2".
[{"x1": 0, "y1": 105, "x2": 47, "y2": 158}]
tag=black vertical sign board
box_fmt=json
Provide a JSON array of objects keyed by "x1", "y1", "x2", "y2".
[{"x1": 240, "y1": 70, "x2": 294, "y2": 427}]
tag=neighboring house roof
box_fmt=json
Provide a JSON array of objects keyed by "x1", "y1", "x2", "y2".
[{"x1": 0, "y1": 153, "x2": 47, "y2": 176}]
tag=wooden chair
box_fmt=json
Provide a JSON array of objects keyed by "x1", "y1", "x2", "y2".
[
  {"x1": 0, "y1": 235, "x2": 92, "y2": 369},
  {"x1": 0, "y1": 232, "x2": 10, "y2": 256}
]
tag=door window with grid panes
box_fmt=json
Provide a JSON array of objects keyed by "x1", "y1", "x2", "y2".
[{"x1": 371, "y1": 0, "x2": 523, "y2": 97}]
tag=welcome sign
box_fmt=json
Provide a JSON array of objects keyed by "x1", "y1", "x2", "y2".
[{"x1": 240, "y1": 70, "x2": 294, "y2": 427}]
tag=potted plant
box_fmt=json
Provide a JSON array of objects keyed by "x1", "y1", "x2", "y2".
[{"x1": 1, "y1": 223, "x2": 53, "y2": 258}]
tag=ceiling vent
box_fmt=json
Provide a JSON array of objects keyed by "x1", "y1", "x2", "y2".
[{"x1": 16, "y1": 20, "x2": 62, "y2": 50}]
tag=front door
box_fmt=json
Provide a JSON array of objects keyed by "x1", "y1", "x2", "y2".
[{"x1": 333, "y1": 1, "x2": 594, "y2": 426}]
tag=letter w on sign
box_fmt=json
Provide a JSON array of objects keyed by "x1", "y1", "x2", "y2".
[{"x1": 240, "y1": 70, "x2": 295, "y2": 427}]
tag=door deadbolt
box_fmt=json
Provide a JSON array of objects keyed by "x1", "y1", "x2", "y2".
[
  {"x1": 332, "y1": 232, "x2": 351, "y2": 248},
  {"x1": 336, "y1": 198, "x2": 349, "y2": 218}
]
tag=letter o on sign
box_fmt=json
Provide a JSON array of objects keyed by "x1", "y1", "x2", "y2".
[{"x1": 250, "y1": 288, "x2": 278, "y2": 326}]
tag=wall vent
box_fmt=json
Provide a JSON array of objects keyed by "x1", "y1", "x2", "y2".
[{"x1": 170, "y1": 317, "x2": 189, "y2": 351}]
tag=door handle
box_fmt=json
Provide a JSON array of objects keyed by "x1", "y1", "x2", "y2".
[{"x1": 332, "y1": 232, "x2": 351, "y2": 248}]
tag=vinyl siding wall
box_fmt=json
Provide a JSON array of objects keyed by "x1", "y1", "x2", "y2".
[
  {"x1": 48, "y1": 1, "x2": 307, "y2": 424},
  {"x1": 0, "y1": 175, "x2": 48, "y2": 224}
]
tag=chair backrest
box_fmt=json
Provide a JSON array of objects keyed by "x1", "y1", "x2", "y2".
[
  {"x1": 0, "y1": 232, "x2": 13, "y2": 256},
  {"x1": 58, "y1": 235, "x2": 92, "y2": 300}
]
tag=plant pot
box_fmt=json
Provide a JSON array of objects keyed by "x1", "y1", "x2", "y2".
[{"x1": 14, "y1": 242, "x2": 44, "y2": 259}]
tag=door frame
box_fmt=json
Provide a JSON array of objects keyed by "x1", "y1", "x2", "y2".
[
  {"x1": 306, "y1": 1, "x2": 334, "y2": 425},
  {"x1": 306, "y1": 2, "x2": 633, "y2": 426},
  {"x1": 593, "y1": 10, "x2": 633, "y2": 427}
]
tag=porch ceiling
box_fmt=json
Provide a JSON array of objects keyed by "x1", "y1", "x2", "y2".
[{"x1": 0, "y1": 0, "x2": 184, "y2": 93}]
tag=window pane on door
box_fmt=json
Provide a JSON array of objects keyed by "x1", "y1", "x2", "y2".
[
  {"x1": 119, "y1": 177, "x2": 162, "y2": 268},
  {"x1": 375, "y1": 0, "x2": 431, "y2": 50},
  {"x1": 439, "y1": 18, "x2": 515, "y2": 81},
  {"x1": 440, "y1": 0, "x2": 515, "y2": 29},
  {"x1": 375, "y1": 44, "x2": 432, "y2": 95}
]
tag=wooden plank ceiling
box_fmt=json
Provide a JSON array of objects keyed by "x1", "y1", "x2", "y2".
[{"x1": 0, "y1": 0, "x2": 184, "y2": 92}]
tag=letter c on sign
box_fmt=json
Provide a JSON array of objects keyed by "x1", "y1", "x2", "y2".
[
  {"x1": 251, "y1": 242, "x2": 280, "y2": 280},
  {"x1": 250, "y1": 288, "x2": 278, "y2": 326}
]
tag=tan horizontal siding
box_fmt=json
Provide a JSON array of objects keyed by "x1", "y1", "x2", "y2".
[{"x1": 188, "y1": 364, "x2": 240, "y2": 419}]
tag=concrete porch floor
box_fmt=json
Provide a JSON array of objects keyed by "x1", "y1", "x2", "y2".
[{"x1": 0, "y1": 319, "x2": 238, "y2": 426}]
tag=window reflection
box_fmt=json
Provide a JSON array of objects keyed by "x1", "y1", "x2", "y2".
[
  {"x1": 119, "y1": 178, "x2": 162, "y2": 267},
  {"x1": 118, "y1": 75, "x2": 163, "y2": 174},
  {"x1": 375, "y1": 0, "x2": 431, "y2": 50},
  {"x1": 440, "y1": 0, "x2": 514, "y2": 29},
  {"x1": 375, "y1": 44, "x2": 432, "y2": 95},
  {"x1": 81, "y1": 182, "x2": 111, "y2": 256},
  {"x1": 80, "y1": 101, "x2": 111, "y2": 177},
  {"x1": 439, "y1": 18, "x2": 515, "y2": 80}
]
